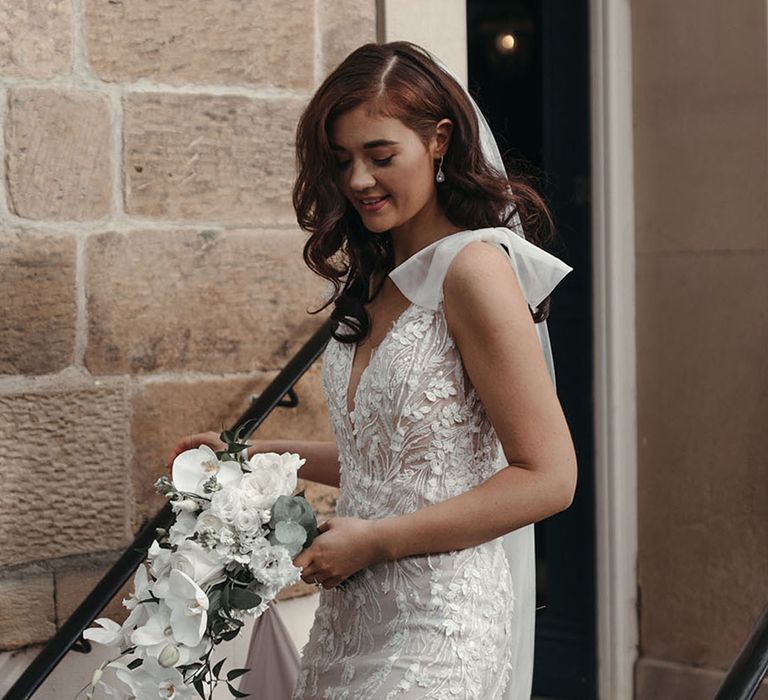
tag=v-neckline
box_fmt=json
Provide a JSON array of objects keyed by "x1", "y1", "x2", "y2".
[{"x1": 345, "y1": 302, "x2": 416, "y2": 417}]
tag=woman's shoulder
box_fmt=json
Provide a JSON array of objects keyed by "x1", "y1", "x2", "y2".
[
  {"x1": 389, "y1": 226, "x2": 572, "y2": 315},
  {"x1": 442, "y1": 239, "x2": 530, "y2": 335}
]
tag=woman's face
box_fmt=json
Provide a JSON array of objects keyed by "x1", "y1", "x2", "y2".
[{"x1": 329, "y1": 104, "x2": 440, "y2": 234}]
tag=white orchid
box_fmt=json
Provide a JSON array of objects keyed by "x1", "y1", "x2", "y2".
[
  {"x1": 130, "y1": 599, "x2": 210, "y2": 666},
  {"x1": 82, "y1": 618, "x2": 125, "y2": 647},
  {"x1": 162, "y1": 569, "x2": 209, "y2": 647},
  {"x1": 120, "y1": 562, "x2": 157, "y2": 631},
  {"x1": 111, "y1": 656, "x2": 199, "y2": 699},
  {"x1": 171, "y1": 444, "x2": 242, "y2": 497},
  {"x1": 168, "y1": 509, "x2": 197, "y2": 547}
]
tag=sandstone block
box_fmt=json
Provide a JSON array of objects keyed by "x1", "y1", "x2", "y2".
[
  {"x1": 85, "y1": 228, "x2": 329, "y2": 375},
  {"x1": 55, "y1": 556, "x2": 134, "y2": 627},
  {"x1": 84, "y1": 0, "x2": 313, "y2": 89},
  {"x1": 5, "y1": 88, "x2": 113, "y2": 221},
  {"x1": 130, "y1": 364, "x2": 335, "y2": 529},
  {"x1": 0, "y1": 230, "x2": 77, "y2": 375},
  {"x1": 0, "y1": 573, "x2": 56, "y2": 649},
  {"x1": 124, "y1": 93, "x2": 303, "y2": 224},
  {"x1": 0, "y1": 0, "x2": 72, "y2": 79},
  {"x1": 0, "y1": 387, "x2": 131, "y2": 567},
  {"x1": 319, "y1": 0, "x2": 377, "y2": 79}
]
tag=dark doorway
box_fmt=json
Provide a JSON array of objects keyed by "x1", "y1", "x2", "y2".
[{"x1": 467, "y1": 1, "x2": 595, "y2": 697}]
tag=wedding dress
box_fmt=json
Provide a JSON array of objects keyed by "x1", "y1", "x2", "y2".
[{"x1": 290, "y1": 226, "x2": 572, "y2": 700}]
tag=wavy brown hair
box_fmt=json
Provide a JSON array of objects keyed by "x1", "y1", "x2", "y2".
[{"x1": 293, "y1": 41, "x2": 559, "y2": 343}]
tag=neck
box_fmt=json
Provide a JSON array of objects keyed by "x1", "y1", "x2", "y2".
[{"x1": 389, "y1": 194, "x2": 464, "y2": 267}]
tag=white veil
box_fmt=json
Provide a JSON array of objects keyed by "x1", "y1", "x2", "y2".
[{"x1": 426, "y1": 51, "x2": 559, "y2": 700}]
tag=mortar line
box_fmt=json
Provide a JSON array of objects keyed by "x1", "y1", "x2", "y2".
[
  {"x1": 0, "y1": 217, "x2": 301, "y2": 233},
  {"x1": 314, "y1": 0, "x2": 323, "y2": 87},
  {"x1": 73, "y1": 233, "x2": 88, "y2": 370},
  {"x1": 71, "y1": 0, "x2": 91, "y2": 80},
  {"x1": 0, "y1": 87, "x2": 8, "y2": 220},
  {"x1": 0, "y1": 365, "x2": 295, "y2": 396},
  {"x1": 0, "y1": 75, "x2": 311, "y2": 101},
  {"x1": 110, "y1": 85, "x2": 125, "y2": 221}
]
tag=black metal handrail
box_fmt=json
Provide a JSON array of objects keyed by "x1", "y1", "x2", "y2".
[
  {"x1": 714, "y1": 601, "x2": 768, "y2": 699},
  {"x1": 4, "y1": 317, "x2": 336, "y2": 700}
]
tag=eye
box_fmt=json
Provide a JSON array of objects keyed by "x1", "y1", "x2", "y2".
[
  {"x1": 373, "y1": 156, "x2": 394, "y2": 166},
  {"x1": 334, "y1": 160, "x2": 351, "y2": 171}
]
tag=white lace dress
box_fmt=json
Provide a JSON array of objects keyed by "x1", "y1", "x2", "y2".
[{"x1": 291, "y1": 227, "x2": 572, "y2": 700}]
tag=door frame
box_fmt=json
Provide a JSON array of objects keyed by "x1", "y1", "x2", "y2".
[{"x1": 589, "y1": 0, "x2": 639, "y2": 697}]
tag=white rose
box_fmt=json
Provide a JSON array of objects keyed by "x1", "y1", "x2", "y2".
[
  {"x1": 210, "y1": 488, "x2": 241, "y2": 524},
  {"x1": 246, "y1": 452, "x2": 304, "y2": 495},
  {"x1": 234, "y1": 506, "x2": 265, "y2": 536},
  {"x1": 240, "y1": 470, "x2": 289, "y2": 509},
  {"x1": 170, "y1": 540, "x2": 225, "y2": 588}
]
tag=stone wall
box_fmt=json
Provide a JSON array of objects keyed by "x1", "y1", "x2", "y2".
[
  {"x1": 632, "y1": 0, "x2": 768, "y2": 695},
  {"x1": 0, "y1": 0, "x2": 376, "y2": 651}
]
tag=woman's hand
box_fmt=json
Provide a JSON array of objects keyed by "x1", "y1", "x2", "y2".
[
  {"x1": 293, "y1": 517, "x2": 387, "y2": 589},
  {"x1": 165, "y1": 431, "x2": 227, "y2": 474}
]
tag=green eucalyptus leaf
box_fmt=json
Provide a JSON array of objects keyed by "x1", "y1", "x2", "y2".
[
  {"x1": 275, "y1": 521, "x2": 307, "y2": 546},
  {"x1": 230, "y1": 588, "x2": 262, "y2": 610},
  {"x1": 270, "y1": 495, "x2": 302, "y2": 524},
  {"x1": 303, "y1": 525, "x2": 320, "y2": 549}
]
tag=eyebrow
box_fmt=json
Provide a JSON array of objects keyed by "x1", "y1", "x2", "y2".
[{"x1": 329, "y1": 139, "x2": 399, "y2": 152}]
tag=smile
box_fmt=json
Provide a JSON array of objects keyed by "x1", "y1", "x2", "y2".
[{"x1": 358, "y1": 195, "x2": 390, "y2": 212}]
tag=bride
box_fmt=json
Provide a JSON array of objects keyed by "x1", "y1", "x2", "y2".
[{"x1": 170, "y1": 40, "x2": 576, "y2": 700}]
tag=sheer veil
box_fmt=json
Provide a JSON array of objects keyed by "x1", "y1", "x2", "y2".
[{"x1": 426, "y1": 50, "x2": 557, "y2": 700}]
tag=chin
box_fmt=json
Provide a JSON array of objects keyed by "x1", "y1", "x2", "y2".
[{"x1": 362, "y1": 218, "x2": 393, "y2": 234}]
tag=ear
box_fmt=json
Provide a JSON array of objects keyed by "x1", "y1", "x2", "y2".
[{"x1": 431, "y1": 118, "x2": 453, "y2": 158}]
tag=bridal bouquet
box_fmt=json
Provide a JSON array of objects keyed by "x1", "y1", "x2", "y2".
[{"x1": 79, "y1": 429, "x2": 318, "y2": 699}]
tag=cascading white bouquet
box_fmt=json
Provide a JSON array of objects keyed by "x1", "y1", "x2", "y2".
[{"x1": 78, "y1": 429, "x2": 318, "y2": 699}]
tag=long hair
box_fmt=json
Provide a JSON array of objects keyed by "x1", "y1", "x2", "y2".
[{"x1": 293, "y1": 41, "x2": 558, "y2": 343}]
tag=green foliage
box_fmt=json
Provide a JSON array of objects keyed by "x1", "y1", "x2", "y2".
[{"x1": 229, "y1": 587, "x2": 261, "y2": 611}]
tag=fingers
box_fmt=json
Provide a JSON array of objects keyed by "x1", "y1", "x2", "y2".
[
  {"x1": 165, "y1": 432, "x2": 221, "y2": 471},
  {"x1": 299, "y1": 567, "x2": 317, "y2": 584}
]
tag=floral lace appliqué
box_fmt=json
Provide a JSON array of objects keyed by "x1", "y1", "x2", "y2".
[{"x1": 291, "y1": 302, "x2": 516, "y2": 700}]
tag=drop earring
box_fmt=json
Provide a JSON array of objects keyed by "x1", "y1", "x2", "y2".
[{"x1": 435, "y1": 155, "x2": 445, "y2": 183}]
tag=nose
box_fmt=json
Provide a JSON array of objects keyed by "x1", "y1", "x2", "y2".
[{"x1": 348, "y1": 159, "x2": 376, "y2": 192}]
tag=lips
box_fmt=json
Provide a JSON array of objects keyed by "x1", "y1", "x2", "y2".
[{"x1": 358, "y1": 195, "x2": 390, "y2": 212}]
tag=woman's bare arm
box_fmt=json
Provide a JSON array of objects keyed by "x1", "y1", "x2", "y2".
[
  {"x1": 373, "y1": 241, "x2": 577, "y2": 560},
  {"x1": 167, "y1": 433, "x2": 341, "y2": 488}
]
